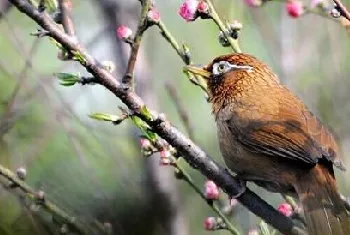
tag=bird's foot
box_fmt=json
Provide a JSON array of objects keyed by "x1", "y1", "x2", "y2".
[{"x1": 230, "y1": 176, "x2": 247, "y2": 199}]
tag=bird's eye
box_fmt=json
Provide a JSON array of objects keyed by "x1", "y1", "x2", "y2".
[
  {"x1": 212, "y1": 61, "x2": 254, "y2": 76},
  {"x1": 218, "y1": 64, "x2": 226, "y2": 72},
  {"x1": 213, "y1": 61, "x2": 230, "y2": 75}
]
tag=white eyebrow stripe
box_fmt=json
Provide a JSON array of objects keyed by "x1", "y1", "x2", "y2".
[{"x1": 228, "y1": 64, "x2": 254, "y2": 73}]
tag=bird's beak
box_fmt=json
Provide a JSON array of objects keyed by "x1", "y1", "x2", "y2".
[{"x1": 183, "y1": 65, "x2": 211, "y2": 79}]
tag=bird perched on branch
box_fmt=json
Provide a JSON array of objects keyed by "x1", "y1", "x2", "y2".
[{"x1": 185, "y1": 53, "x2": 350, "y2": 235}]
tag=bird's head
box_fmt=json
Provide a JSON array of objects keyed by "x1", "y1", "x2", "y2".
[{"x1": 184, "y1": 53, "x2": 279, "y2": 113}]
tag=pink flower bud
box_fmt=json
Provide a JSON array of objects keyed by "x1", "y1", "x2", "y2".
[
  {"x1": 36, "y1": 190, "x2": 45, "y2": 201},
  {"x1": 204, "y1": 217, "x2": 217, "y2": 230},
  {"x1": 178, "y1": 0, "x2": 199, "y2": 22},
  {"x1": 277, "y1": 203, "x2": 293, "y2": 217},
  {"x1": 159, "y1": 148, "x2": 176, "y2": 166},
  {"x1": 140, "y1": 138, "x2": 152, "y2": 150},
  {"x1": 204, "y1": 180, "x2": 220, "y2": 200},
  {"x1": 286, "y1": 1, "x2": 304, "y2": 18},
  {"x1": 197, "y1": 1, "x2": 209, "y2": 13},
  {"x1": 160, "y1": 148, "x2": 171, "y2": 159},
  {"x1": 248, "y1": 228, "x2": 259, "y2": 235},
  {"x1": 117, "y1": 25, "x2": 132, "y2": 39},
  {"x1": 244, "y1": 0, "x2": 262, "y2": 8},
  {"x1": 16, "y1": 167, "x2": 27, "y2": 180},
  {"x1": 147, "y1": 8, "x2": 161, "y2": 23},
  {"x1": 231, "y1": 20, "x2": 243, "y2": 31}
]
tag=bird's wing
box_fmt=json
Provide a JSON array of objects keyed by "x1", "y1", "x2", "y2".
[{"x1": 227, "y1": 88, "x2": 344, "y2": 170}]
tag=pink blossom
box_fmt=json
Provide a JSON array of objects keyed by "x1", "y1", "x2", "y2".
[
  {"x1": 117, "y1": 25, "x2": 132, "y2": 39},
  {"x1": 159, "y1": 148, "x2": 176, "y2": 166},
  {"x1": 140, "y1": 138, "x2": 152, "y2": 150},
  {"x1": 197, "y1": 1, "x2": 209, "y2": 13},
  {"x1": 278, "y1": 203, "x2": 293, "y2": 217},
  {"x1": 147, "y1": 8, "x2": 161, "y2": 23},
  {"x1": 178, "y1": 0, "x2": 199, "y2": 21},
  {"x1": 204, "y1": 217, "x2": 216, "y2": 230},
  {"x1": 248, "y1": 228, "x2": 259, "y2": 235},
  {"x1": 204, "y1": 180, "x2": 220, "y2": 200},
  {"x1": 160, "y1": 148, "x2": 171, "y2": 159},
  {"x1": 286, "y1": 1, "x2": 304, "y2": 18},
  {"x1": 244, "y1": 0, "x2": 262, "y2": 8}
]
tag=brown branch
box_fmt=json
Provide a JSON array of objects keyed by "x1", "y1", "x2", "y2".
[
  {"x1": 122, "y1": 0, "x2": 152, "y2": 88},
  {"x1": 334, "y1": 0, "x2": 350, "y2": 23},
  {"x1": 7, "y1": 1, "x2": 307, "y2": 234},
  {"x1": 58, "y1": 0, "x2": 75, "y2": 37},
  {"x1": 165, "y1": 81, "x2": 195, "y2": 140}
]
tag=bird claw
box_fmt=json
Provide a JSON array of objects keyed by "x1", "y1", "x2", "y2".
[{"x1": 230, "y1": 176, "x2": 247, "y2": 199}]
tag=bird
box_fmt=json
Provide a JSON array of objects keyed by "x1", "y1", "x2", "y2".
[{"x1": 184, "y1": 53, "x2": 350, "y2": 235}]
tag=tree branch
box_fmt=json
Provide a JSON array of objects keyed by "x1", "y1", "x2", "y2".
[
  {"x1": 122, "y1": 0, "x2": 152, "y2": 89},
  {"x1": 333, "y1": 0, "x2": 350, "y2": 23},
  {"x1": 58, "y1": 0, "x2": 75, "y2": 37},
  {"x1": 0, "y1": 164, "x2": 89, "y2": 235},
  {"x1": 7, "y1": 1, "x2": 306, "y2": 234}
]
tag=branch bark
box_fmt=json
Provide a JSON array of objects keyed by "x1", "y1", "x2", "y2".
[
  {"x1": 7, "y1": 1, "x2": 307, "y2": 234},
  {"x1": 334, "y1": 0, "x2": 350, "y2": 23}
]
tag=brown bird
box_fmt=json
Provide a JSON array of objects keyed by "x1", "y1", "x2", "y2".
[{"x1": 185, "y1": 53, "x2": 350, "y2": 235}]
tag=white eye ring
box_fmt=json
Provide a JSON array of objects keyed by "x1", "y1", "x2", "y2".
[
  {"x1": 212, "y1": 61, "x2": 253, "y2": 76},
  {"x1": 212, "y1": 61, "x2": 231, "y2": 75}
]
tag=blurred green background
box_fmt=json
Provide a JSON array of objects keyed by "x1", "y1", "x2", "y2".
[{"x1": 0, "y1": 0, "x2": 350, "y2": 234}]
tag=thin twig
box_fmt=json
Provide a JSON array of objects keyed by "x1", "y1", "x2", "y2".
[
  {"x1": 58, "y1": 0, "x2": 75, "y2": 37},
  {"x1": 204, "y1": 0, "x2": 241, "y2": 53},
  {"x1": 0, "y1": 38, "x2": 40, "y2": 137},
  {"x1": 165, "y1": 81, "x2": 194, "y2": 140},
  {"x1": 0, "y1": 164, "x2": 89, "y2": 235},
  {"x1": 157, "y1": 21, "x2": 209, "y2": 95},
  {"x1": 122, "y1": 0, "x2": 152, "y2": 88},
  {"x1": 157, "y1": 21, "x2": 188, "y2": 62},
  {"x1": 334, "y1": 0, "x2": 350, "y2": 23},
  {"x1": 8, "y1": 1, "x2": 306, "y2": 234},
  {"x1": 177, "y1": 163, "x2": 240, "y2": 235},
  {"x1": 139, "y1": 129, "x2": 239, "y2": 234}
]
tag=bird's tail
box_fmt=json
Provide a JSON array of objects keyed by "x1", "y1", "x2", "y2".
[{"x1": 294, "y1": 164, "x2": 350, "y2": 235}]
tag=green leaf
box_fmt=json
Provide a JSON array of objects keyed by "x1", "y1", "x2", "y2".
[
  {"x1": 55, "y1": 73, "x2": 80, "y2": 86},
  {"x1": 56, "y1": 73, "x2": 79, "y2": 80},
  {"x1": 89, "y1": 113, "x2": 119, "y2": 122},
  {"x1": 259, "y1": 220, "x2": 271, "y2": 235},
  {"x1": 59, "y1": 80, "x2": 77, "y2": 86},
  {"x1": 45, "y1": 0, "x2": 58, "y2": 12},
  {"x1": 49, "y1": 38, "x2": 63, "y2": 50},
  {"x1": 140, "y1": 106, "x2": 153, "y2": 121},
  {"x1": 145, "y1": 129, "x2": 157, "y2": 141},
  {"x1": 131, "y1": 116, "x2": 157, "y2": 141},
  {"x1": 72, "y1": 51, "x2": 86, "y2": 64}
]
